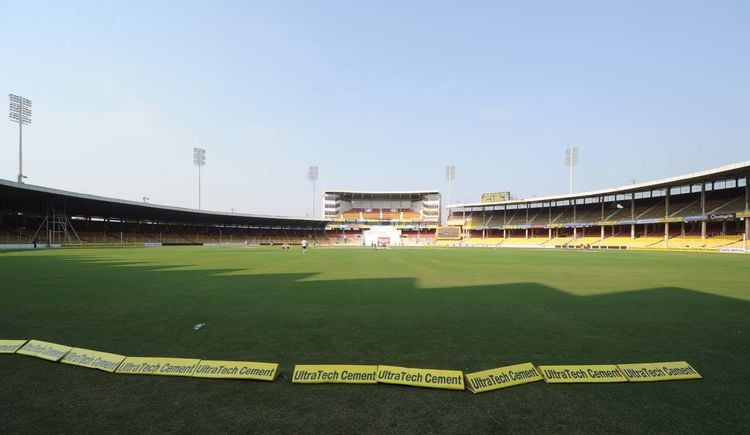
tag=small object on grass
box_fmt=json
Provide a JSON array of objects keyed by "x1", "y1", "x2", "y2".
[{"x1": 193, "y1": 323, "x2": 206, "y2": 330}]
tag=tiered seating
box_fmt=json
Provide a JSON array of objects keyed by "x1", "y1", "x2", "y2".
[
  {"x1": 667, "y1": 199, "x2": 699, "y2": 217},
  {"x1": 437, "y1": 226, "x2": 461, "y2": 240},
  {"x1": 462, "y1": 237, "x2": 504, "y2": 246},
  {"x1": 504, "y1": 210, "x2": 522, "y2": 225},
  {"x1": 543, "y1": 236, "x2": 574, "y2": 246},
  {"x1": 662, "y1": 235, "x2": 742, "y2": 249},
  {"x1": 664, "y1": 235, "x2": 708, "y2": 249},
  {"x1": 633, "y1": 201, "x2": 666, "y2": 220},
  {"x1": 527, "y1": 209, "x2": 547, "y2": 225},
  {"x1": 501, "y1": 237, "x2": 548, "y2": 246},
  {"x1": 432, "y1": 239, "x2": 460, "y2": 247},
  {"x1": 75, "y1": 231, "x2": 112, "y2": 244},
  {"x1": 602, "y1": 206, "x2": 627, "y2": 221},
  {"x1": 381, "y1": 211, "x2": 401, "y2": 220},
  {"x1": 485, "y1": 213, "x2": 504, "y2": 227},
  {"x1": 596, "y1": 236, "x2": 663, "y2": 248},
  {"x1": 567, "y1": 236, "x2": 601, "y2": 247},
  {"x1": 705, "y1": 235, "x2": 743, "y2": 247},
  {"x1": 342, "y1": 210, "x2": 361, "y2": 220},
  {"x1": 573, "y1": 205, "x2": 602, "y2": 223},
  {"x1": 549, "y1": 207, "x2": 572, "y2": 224},
  {"x1": 0, "y1": 226, "x2": 34, "y2": 244},
  {"x1": 710, "y1": 196, "x2": 746, "y2": 214},
  {"x1": 672, "y1": 197, "x2": 732, "y2": 217},
  {"x1": 720, "y1": 239, "x2": 748, "y2": 250}
]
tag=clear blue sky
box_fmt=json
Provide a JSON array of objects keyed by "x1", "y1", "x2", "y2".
[{"x1": 2, "y1": 1, "x2": 749, "y2": 217}]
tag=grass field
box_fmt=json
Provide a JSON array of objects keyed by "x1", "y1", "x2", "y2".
[{"x1": 1, "y1": 246, "x2": 749, "y2": 433}]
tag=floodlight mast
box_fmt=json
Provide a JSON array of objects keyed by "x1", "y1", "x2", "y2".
[
  {"x1": 308, "y1": 166, "x2": 319, "y2": 218},
  {"x1": 565, "y1": 147, "x2": 579, "y2": 194},
  {"x1": 445, "y1": 165, "x2": 456, "y2": 223},
  {"x1": 193, "y1": 148, "x2": 206, "y2": 209},
  {"x1": 9, "y1": 94, "x2": 32, "y2": 183}
]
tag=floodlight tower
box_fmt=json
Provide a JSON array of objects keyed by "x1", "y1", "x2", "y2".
[
  {"x1": 193, "y1": 147, "x2": 206, "y2": 209},
  {"x1": 445, "y1": 164, "x2": 456, "y2": 223},
  {"x1": 565, "y1": 146, "x2": 579, "y2": 194},
  {"x1": 308, "y1": 166, "x2": 319, "y2": 218},
  {"x1": 9, "y1": 94, "x2": 32, "y2": 183}
]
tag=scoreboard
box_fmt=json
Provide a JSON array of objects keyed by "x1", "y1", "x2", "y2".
[{"x1": 481, "y1": 192, "x2": 510, "y2": 203}]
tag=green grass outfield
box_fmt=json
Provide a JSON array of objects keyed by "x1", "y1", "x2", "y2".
[{"x1": 1, "y1": 246, "x2": 749, "y2": 432}]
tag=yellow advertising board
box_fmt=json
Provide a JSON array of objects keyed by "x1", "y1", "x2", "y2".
[
  {"x1": 194, "y1": 360, "x2": 279, "y2": 381},
  {"x1": 538, "y1": 364, "x2": 627, "y2": 383},
  {"x1": 16, "y1": 339, "x2": 72, "y2": 362},
  {"x1": 115, "y1": 357, "x2": 200, "y2": 377},
  {"x1": 292, "y1": 364, "x2": 377, "y2": 384},
  {"x1": 737, "y1": 211, "x2": 750, "y2": 219},
  {"x1": 377, "y1": 365, "x2": 464, "y2": 390},
  {"x1": 618, "y1": 361, "x2": 702, "y2": 382},
  {"x1": 0, "y1": 339, "x2": 28, "y2": 354},
  {"x1": 61, "y1": 347, "x2": 126, "y2": 373},
  {"x1": 660, "y1": 217, "x2": 684, "y2": 223},
  {"x1": 465, "y1": 362, "x2": 542, "y2": 394}
]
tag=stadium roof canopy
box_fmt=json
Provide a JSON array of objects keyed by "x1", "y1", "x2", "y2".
[
  {"x1": 0, "y1": 179, "x2": 328, "y2": 229},
  {"x1": 450, "y1": 160, "x2": 750, "y2": 209},
  {"x1": 324, "y1": 190, "x2": 440, "y2": 200}
]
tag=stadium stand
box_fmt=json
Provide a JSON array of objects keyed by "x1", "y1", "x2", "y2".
[
  {"x1": 323, "y1": 191, "x2": 440, "y2": 245},
  {"x1": 0, "y1": 179, "x2": 328, "y2": 247},
  {"x1": 446, "y1": 161, "x2": 750, "y2": 252},
  {"x1": 437, "y1": 226, "x2": 461, "y2": 240}
]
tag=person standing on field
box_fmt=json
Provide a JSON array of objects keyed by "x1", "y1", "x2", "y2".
[{"x1": 301, "y1": 239, "x2": 308, "y2": 253}]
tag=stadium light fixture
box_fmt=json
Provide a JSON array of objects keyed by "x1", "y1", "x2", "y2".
[
  {"x1": 565, "y1": 147, "x2": 579, "y2": 194},
  {"x1": 193, "y1": 147, "x2": 206, "y2": 209},
  {"x1": 308, "y1": 166, "x2": 319, "y2": 218},
  {"x1": 9, "y1": 94, "x2": 32, "y2": 183},
  {"x1": 445, "y1": 165, "x2": 456, "y2": 224},
  {"x1": 142, "y1": 196, "x2": 150, "y2": 203}
]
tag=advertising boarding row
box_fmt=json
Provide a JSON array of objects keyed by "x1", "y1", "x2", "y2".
[{"x1": 1, "y1": 339, "x2": 701, "y2": 394}]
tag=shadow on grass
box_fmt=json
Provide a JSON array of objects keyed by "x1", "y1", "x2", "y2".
[{"x1": 0, "y1": 253, "x2": 748, "y2": 433}]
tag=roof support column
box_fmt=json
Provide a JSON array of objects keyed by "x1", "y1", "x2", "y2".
[
  {"x1": 701, "y1": 181, "x2": 707, "y2": 241},
  {"x1": 600, "y1": 225, "x2": 604, "y2": 241},
  {"x1": 546, "y1": 203, "x2": 550, "y2": 225},
  {"x1": 631, "y1": 195, "x2": 635, "y2": 240}
]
